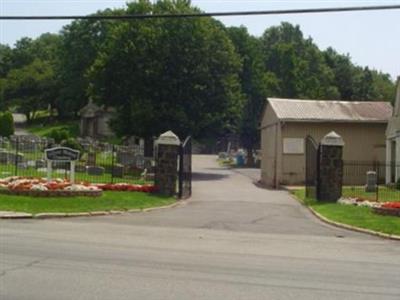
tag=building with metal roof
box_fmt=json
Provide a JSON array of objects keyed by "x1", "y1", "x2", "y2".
[
  {"x1": 260, "y1": 98, "x2": 392, "y2": 188},
  {"x1": 385, "y1": 78, "x2": 400, "y2": 184}
]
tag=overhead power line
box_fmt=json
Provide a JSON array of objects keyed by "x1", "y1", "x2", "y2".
[{"x1": 0, "y1": 4, "x2": 400, "y2": 20}]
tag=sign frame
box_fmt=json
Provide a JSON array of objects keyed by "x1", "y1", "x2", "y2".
[
  {"x1": 283, "y1": 138, "x2": 304, "y2": 154},
  {"x1": 44, "y1": 147, "x2": 80, "y2": 183}
]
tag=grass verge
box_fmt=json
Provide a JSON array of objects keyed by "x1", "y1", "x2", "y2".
[
  {"x1": 292, "y1": 189, "x2": 400, "y2": 236},
  {"x1": 0, "y1": 191, "x2": 175, "y2": 214}
]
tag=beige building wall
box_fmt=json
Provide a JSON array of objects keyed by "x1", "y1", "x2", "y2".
[
  {"x1": 280, "y1": 122, "x2": 387, "y2": 185},
  {"x1": 260, "y1": 113, "x2": 387, "y2": 186}
]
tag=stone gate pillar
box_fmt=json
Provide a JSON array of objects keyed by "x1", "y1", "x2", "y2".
[
  {"x1": 318, "y1": 131, "x2": 344, "y2": 202},
  {"x1": 155, "y1": 131, "x2": 181, "y2": 196}
]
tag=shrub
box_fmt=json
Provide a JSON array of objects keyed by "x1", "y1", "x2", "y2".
[
  {"x1": 46, "y1": 128, "x2": 70, "y2": 143},
  {"x1": 61, "y1": 138, "x2": 84, "y2": 154},
  {"x1": 0, "y1": 111, "x2": 15, "y2": 137}
]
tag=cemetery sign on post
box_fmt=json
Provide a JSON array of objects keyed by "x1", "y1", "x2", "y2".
[{"x1": 45, "y1": 147, "x2": 80, "y2": 183}]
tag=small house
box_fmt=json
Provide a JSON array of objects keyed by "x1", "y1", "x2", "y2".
[{"x1": 260, "y1": 98, "x2": 392, "y2": 188}]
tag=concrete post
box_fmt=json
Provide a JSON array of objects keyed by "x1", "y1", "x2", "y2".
[
  {"x1": 318, "y1": 131, "x2": 344, "y2": 202},
  {"x1": 395, "y1": 136, "x2": 400, "y2": 182},
  {"x1": 155, "y1": 131, "x2": 181, "y2": 196},
  {"x1": 386, "y1": 139, "x2": 391, "y2": 184}
]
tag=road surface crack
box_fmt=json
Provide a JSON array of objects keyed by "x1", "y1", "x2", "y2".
[{"x1": 0, "y1": 257, "x2": 47, "y2": 278}]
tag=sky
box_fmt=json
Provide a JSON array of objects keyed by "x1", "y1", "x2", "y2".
[{"x1": 0, "y1": 0, "x2": 399, "y2": 79}]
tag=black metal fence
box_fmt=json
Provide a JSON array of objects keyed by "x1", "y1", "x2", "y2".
[
  {"x1": 342, "y1": 161, "x2": 400, "y2": 202},
  {"x1": 178, "y1": 136, "x2": 192, "y2": 199},
  {"x1": 305, "y1": 135, "x2": 319, "y2": 199},
  {"x1": 0, "y1": 136, "x2": 154, "y2": 184}
]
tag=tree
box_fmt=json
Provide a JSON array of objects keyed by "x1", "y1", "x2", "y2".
[
  {"x1": 56, "y1": 9, "x2": 123, "y2": 118},
  {"x1": 89, "y1": 0, "x2": 243, "y2": 140},
  {"x1": 226, "y1": 26, "x2": 278, "y2": 165},
  {"x1": 3, "y1": 59, "x2": 56, "y2": 121},
  {"x1": 261, "y1": 23, "x2": 339, "y2": 100}
]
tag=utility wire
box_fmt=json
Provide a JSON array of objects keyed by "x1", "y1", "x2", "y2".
[{"x1": 0, "y1": 4, "x2": 400, "y2": 20}]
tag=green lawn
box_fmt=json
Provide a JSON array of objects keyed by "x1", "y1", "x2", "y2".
[
  {"x1": 293, "y1": 189, "x2": 400, "y2": 236},
  {"x1": 0, "y1": 191, "x2": 175, "y2": 214},
  {"x1": 27, "y1": 121, "x2": 79, "y2": 137},
  {"x1": 342, "y1": 186, "x2": 400, "y2": 202}
]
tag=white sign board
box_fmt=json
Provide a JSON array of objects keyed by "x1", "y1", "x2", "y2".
[
  {"x1": 45, "y1": 147, "x2": 80, "y2": 183},
  {"x1": 283, "y1": 138, "x2": 304, "y2": 154}
]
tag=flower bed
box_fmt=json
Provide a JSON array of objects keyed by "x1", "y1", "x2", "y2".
[
  {"x1": 0, "y1": 177, "x2": 157, "y2": 198},
  {"x1": 95, "y1": 183, "x2": 157, "y2": 193},
  {"x1": 338, "y1": 197, "x2": 400, "y2": 217}
]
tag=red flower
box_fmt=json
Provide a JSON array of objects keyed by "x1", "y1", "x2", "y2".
[{"x1": 382, "y1": 202, "x2": 400, "y2": 209}]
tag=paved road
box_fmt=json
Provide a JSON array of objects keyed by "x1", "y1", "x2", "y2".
[{"x1": 1, "y1": 155, "x2": 399, "y2": 300}]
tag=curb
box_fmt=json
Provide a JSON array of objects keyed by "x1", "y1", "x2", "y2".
[
  {"x1": 307, "y1": 206, "x2": 400, "y2": 241},
  {"x1": 0, "y1": 200, "x2": 184, "y2": 220},
  {"x1": 289, "y1": 193, "x2": 400, "y2": 241}
]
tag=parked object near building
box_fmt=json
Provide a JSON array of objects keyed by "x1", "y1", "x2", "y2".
[
  {"x1": 260, "y1": 98, "x2": 392, "y2": 188},
  {"x1": 79, "y1": 99, "x2": 115, "y2": 138},
  {"x1": 385, "y1": 78, "x2": 400, "y2": 184}
]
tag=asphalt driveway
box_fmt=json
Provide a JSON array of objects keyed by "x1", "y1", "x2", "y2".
[{"x1": 76, "y1": 155, "x2": 364, "y2": 237}]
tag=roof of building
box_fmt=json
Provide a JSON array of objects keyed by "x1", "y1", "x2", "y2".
[
  {"x1": 79, "y1": 99, "x2": 115, "y2": 117},
  {"x1": 267, "y1": 98, "x2": 393, "y2": 123}
]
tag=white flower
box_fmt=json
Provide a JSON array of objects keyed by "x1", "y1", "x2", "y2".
[{"x1": 30, "y1": 184, "x2": 48, "y2": 191}]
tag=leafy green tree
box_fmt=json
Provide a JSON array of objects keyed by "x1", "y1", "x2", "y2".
[
  {"x1": 89, "y1": 0, "x2": 243, "y2": 139},
  {"x1": 227, "y1": 26, "x2": 278, "y2": 165},
  {"x1": 56, "y1": 9, "x2": 123, "y2": 118},
  {"x1": 3, "y1": 59, "x2": 56, "y2": 121},
  {"x1": 261, "y1": 23, "x2": 339, "y2": 100}
]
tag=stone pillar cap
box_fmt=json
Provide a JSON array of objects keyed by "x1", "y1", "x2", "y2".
[
  {"x1": 320, "y1": 131, "x2": 344, "y2": 146},
  {"x1": 156, "y1": 130, "x2": 181, "y2": 146}
]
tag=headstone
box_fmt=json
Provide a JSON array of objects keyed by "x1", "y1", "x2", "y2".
[
  {"x1": 75, "y1": 165, "x2": 87, "y2": 173},
  {"x1": 365, "y1": 171, "x2": 377, "y2": 192},
  {"x1": 7, "y1": 153, "x2": 24, "y2": 164},
  {"x1": 27, "y1": 160, "x2": 36, "y2": 167},
  {"x1": 117, "y1": 151, "x2": 136, "y2": 166},
  {"x1": 35, "y1": 159, "x2": 46, "y2": 169},
  {"x1": 135, "y1": 155, "x2": 145, "y2": 168},
  {"x1": 87, "y1": 166, "x2": 105, "y2": 176},
  {"x1": 17, "y1": 162, "x2": 28, "y2": 169},
  {"x1": 87, "y1": 152, "x2": 96, "y2": 166},
  {"x1": 111, "y1": 164, "x2": 124, "y2": 178},
  {"x1": 0, "y1": 150, "x2": 8, "y2": 164}
]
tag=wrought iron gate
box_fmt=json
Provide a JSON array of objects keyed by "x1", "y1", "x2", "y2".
[
  {"x1": 305, "y1": 135, "x2": 319, "y2": 199},
  {"x1": 178, "y1": 136, "x2": 192, "y2": 199}
]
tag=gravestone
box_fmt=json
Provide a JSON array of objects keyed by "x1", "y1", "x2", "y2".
[
  {"x1": 135, "y1": 155, "x2": 145, "y2": 168},
  {"x1": 87, "y1": 152, "x2": 96, "y2": 166},
  {"x1": 87, "y1": 166, "x2": 105, "y2": 176},
  {"x1": 75, "y1": 165, "x2": 87, "y2": 173},
  {"x1": 117, "y1": 151, "x2": 136, "y2": 166},
  {"x1": 111, "y1": 164, "x2": 124, "y2": 178},
  {"x1": 7, "y1": 153, "x2": 24, "y2": 164},
  {"x1": 17, "y1": 162, "x2": 28, "y2": 169},
  {"x1": 0, "y1": 150, "x2": 8, "y2": 164},
  {"x1": 365, "y1": 171, "x2": 377, "y2": 192},
  {"x1": 35, "y1": 159, "x2": 46, "y2": 169}
]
